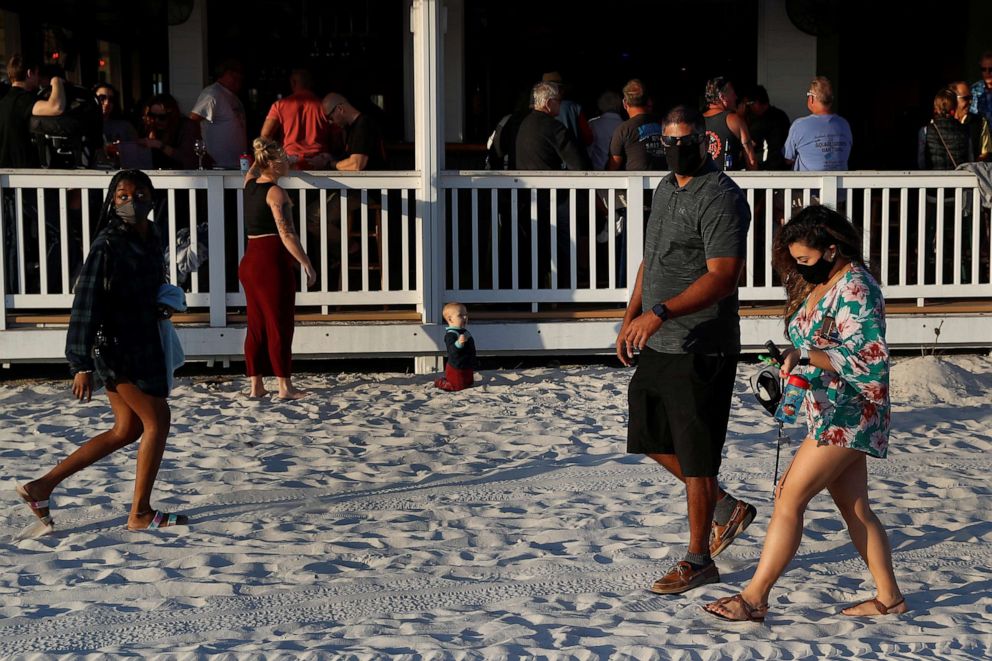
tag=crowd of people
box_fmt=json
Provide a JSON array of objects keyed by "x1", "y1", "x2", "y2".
[
  {"x1": 489, "y1": 56, "x2": 992, "y2": 175},
  {"x1": 0, "y1": 56, "x2": 387, "y2": 173}
]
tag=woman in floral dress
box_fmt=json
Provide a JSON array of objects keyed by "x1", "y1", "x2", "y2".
[{"x1": 703, "y1": 205, "x2": 906, "y2": 622}]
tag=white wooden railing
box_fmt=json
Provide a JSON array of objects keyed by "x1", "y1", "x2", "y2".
[
  {"x1": 1, "y1": 170, "x2": 990, "y2": 334},
  {"x1": 441, "y1": 171, "x2": 992, "y2": 309},
  {"x1": 0, "y1": 170, "x2": 422, "y2": 329}
]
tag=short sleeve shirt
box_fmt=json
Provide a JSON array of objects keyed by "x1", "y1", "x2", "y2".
[
  {"x1": 642, "y1": 160, "x2": 751, "y2": 355},
  {"x1": 609, "y1": 113, "x2": 666, "y2": 170},
  {"x1": 784, "y1": 113, "x2": 852, "y2": 171},
  {"x1": 345, "y1": 113, "x2": 386, "y2": 170},
  {"x1": 191, "y1": 82, "x2": 247, "y2": 168},
  {"x1": 0, "y1": 87, "x2": 40, "y2": 167},
  {"x1": 265, "y1": 90, "x2": 328, "y2": 160}
]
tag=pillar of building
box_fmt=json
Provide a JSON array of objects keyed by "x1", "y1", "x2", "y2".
[
  {"x1": 404, "y1": 0, "x2": 462, "y2": 144},
  {"x1": 167, "y1": 0, "x2": 208, "y2": 115},
  {"x1": 756, "y1": 0, "x2": 817, "y2": 123}
]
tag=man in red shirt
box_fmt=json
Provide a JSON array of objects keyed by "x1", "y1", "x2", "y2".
[{"x1": 261, "y1": 69, "x2": 329, "y2": 169}]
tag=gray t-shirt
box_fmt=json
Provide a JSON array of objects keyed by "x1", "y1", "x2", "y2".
[{"x1": 642, "y1": 160, "x2": 750, "y2": 355}]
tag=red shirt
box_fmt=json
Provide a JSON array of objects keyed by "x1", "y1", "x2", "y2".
[{"x1": 265, "y1": 90, "x2": 328, "y2": 163}]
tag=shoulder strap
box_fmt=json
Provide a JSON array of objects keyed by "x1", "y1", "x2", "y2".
[{"x1": 930, "y1": 119, "x2": 959, "y2": 169}]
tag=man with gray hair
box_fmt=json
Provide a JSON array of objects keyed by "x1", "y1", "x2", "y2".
[
  {"x1": 514, "y1": 81, "x2": 589, "y2": 171},
  {"x1": 784, "y1": 76, "x2": 852, "y2": 171}
]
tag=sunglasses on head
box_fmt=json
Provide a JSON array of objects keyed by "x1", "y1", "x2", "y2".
[{"x1": 660, "y1": 133, "x2": 706, "y2": 148}]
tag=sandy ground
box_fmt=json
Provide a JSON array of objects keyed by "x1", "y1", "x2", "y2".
[{"x1": 1, "y1": 354, "x2": 990, "y2": 659}]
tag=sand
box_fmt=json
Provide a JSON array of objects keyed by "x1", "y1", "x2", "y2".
[{"x1": 1, "y1": 353, "x2": 990, "y2": 659}]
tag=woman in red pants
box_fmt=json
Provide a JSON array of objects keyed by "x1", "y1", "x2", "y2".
[{"x1": 239, "y1": 137, "x2": 316, "y2": 399}]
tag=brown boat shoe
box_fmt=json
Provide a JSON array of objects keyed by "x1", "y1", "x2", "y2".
[
  {"x1": 710, "y1": 500, "x2": 757, "y2": 558},
  {"x1": 649, "y1": 560, "x2": 720, "y2": 595}
]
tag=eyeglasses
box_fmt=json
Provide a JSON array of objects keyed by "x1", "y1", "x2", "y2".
[
  {"x1": 96, "y1": 94, "x2": 114, "y2": 103},
  {"x1": 660, "y1": 133, "x2": 706, "y2": 148},
  {"x1": 958, "y1": 94, "x2": 973, "y2": 101},
  {"x1": 326, "y1": 103, "x2": 343, "y2": 119},
  {"x1": 982, "y1": 67, "x2": 992, "y2": 73},
  {"x1": 148, "y1": 112, "x2": 169, "y2": 120}
]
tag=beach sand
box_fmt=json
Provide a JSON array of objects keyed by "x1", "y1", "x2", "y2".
[{"x1": 1, "y1": 354, "x2": 990, "y2": 659}]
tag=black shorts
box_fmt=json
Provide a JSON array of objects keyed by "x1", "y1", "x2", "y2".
[{"x1": 627, "y1": 349, "x2": 739, "y2": 477}]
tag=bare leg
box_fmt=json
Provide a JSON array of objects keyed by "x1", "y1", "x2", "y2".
[
  {"x1": 21, "y1": 390, "x2": 143, "y2": 519},
  {"x1": 276, "y1": 376, "x2": 308, "y2": 400},
  {"x1": 828, "y1": 456, "x2": 907, "y2": 615},
  {"x1": 686, "y1": 476, "x2": 719, "y2": 554},
  {"x1": 112, "y1": 383, "x2": 173, "y2": 529},
  {"x1": 737, "y1": 437, "x2": 862, "y2": 608},
  {"x1": 646, "y1": 452, "x2": 729, "y2": 502},
  {"x1": 248, "y1": 375, "x2": 268, "y2": 398}
]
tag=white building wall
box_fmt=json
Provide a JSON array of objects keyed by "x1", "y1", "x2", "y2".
[
  {"x1": 167, "y1": 0, "x2": 208, "y2": 115},
  {"x1": 756, "y1": 0, "x2": 817, "y2": 123}
]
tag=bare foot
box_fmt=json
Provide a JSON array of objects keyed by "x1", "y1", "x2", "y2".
[
  {"x1": 277, "y1": 388, "x2": 309, "y2": 400},
  {"x1": 16, "y1": 482, "x2": 53, "y2": 521},
  {"x1": 247, "y1": 389, "x2": 269, "y2": 399},
  {"x1": 841, "y1": 596, "x2": 907, "y2": 616}
]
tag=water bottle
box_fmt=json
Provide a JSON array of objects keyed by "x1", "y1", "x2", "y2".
[
  {"x1": 724, "y1": 141, "x2": 734, "y2": 170},
  {"x1": 774, "y1": 374, "x2": 810, "y2": 425},
  {"x1": 239, "y1": 153, "x2": 251, "y2": 174}
]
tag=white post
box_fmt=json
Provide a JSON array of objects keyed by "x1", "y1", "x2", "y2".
[
  {"x1": 412, "y1": 0, "x2": 445, "y2": 326},
  {"x1": 625, "y1": 176, "x2": 645, "y2": 296},
  {"x1": 167, "y1": 0, "x2": 209, "y2": 114},
  {"x1": 0, "y1": 176, "x2": 6, "y2": 331},
  {"x1": 819, "y1": 175, "x2": 838, "y2": 209},
  {"x1": 206, "y1": 176, "x2": 227, "y2": 327}
]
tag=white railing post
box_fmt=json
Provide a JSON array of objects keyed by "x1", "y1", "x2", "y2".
[
  {"x1": 820, "y1": 174, "x2": 838, "y2": 209},
  {"x1": 206, "y1": 175, "x2": 226, "y2": 327},
  {"x1": 412, "y1": 0, "x2": 445, "y2": 325},
  {"x1": 625, "y1": 175, "x2": 645, "y2": 296},
  {"x1": 0, "y1": 176, "x2": 6, "y2": 331}
]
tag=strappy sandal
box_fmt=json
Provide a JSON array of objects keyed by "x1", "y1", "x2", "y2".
[
  {"x1": 128, "y1": 510, "x2": 189, "y2": 531},
  {"x1": 841, "y1": 596, "x2": 906, "y2": 616},
  {"x1": 703, "y1": 593, "x2": 769, "y2": 623},
  {"x1": 15, "y1": 484, "x2": 53, "y2": 528}
]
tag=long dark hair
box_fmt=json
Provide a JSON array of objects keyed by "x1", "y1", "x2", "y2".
[
  {"x1": 94, "y1": 169, "x2": 155, "y2": 237},
  {"x1": 772, "y1": 205, "x2": 865, "y2": 328}
]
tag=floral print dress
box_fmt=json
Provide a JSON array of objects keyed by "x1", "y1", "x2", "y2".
[{"x1": 787, "y1": 265, "x2": 891, "y2": 458}]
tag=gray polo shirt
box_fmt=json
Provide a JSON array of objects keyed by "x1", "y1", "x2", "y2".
[{"x1": 642, "y1": 160, "x2": 750, "y2": 355}]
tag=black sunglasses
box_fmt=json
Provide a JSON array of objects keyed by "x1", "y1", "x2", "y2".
[
  {"x1": 660, "y1": 133, "x2": 706, "y2": 148},
  {"x1": 982, "y1": 67, "x2": 992, "y2": 73},
  {"x1": 148, "y1": 112, "x2": 170, "y2": 120},
  {"x1": 96, "y1": 94, "x2": 114, "y2": 103}
]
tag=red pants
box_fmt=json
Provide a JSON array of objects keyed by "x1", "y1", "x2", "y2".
[
  {"x1": 435, "y1": 364, "x2": 474, "y2": 391},
  {"x1": 239, "y1": 236, "x2": 296, "y2": 377}
]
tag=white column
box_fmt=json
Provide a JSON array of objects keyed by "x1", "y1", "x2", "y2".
[
  {"x1": 405, "y1": 0, "x2": 462, "y2": 143},
  {"x1": 167, "y1": 0, "x2": 208, "y2": 115},
  {"x1": 411, "y1": 0, "x2": 445, "y2": 324},
  {"x1": 756, "y1": 0, "x2": 817, "y2": 123}
]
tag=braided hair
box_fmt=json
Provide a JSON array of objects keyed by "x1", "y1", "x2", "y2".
[{"x1": 94, "y1": 169, "x2": 155, "y2": 237}]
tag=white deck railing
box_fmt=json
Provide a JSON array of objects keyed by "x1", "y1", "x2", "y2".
[
  {"x1": 1, "y1": 169, "x2": 990, "y2": 332},
  {"x1": 441, "y1": 171, "x2": 992, "y2": 309}
]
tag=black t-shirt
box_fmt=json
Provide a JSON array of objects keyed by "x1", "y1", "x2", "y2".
[
  {"x1": 704, "y1": 111, "x2": 740, "y2": 170},
  {"x1": 515, "y1": 110, "x2": 589, "y2": 170},
  {"x1": 0, "y1": 87, "x2": 40, "y2": 167},
  {"x1": 609, "y1": 113, "x2": 666, "y2": 170},
  {"x1": 444, "y1": 327, "x2": 477, "y2": 369},
  {"x1": 748, "y1": 106, "x2": 790, "y2": 170},
  {"x1": 346, "y1": 113, "x2": 386, "y2": 170}
]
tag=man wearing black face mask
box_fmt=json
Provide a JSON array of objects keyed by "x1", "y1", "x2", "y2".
[{"x1": 617, "y1": 105, "x2": 753, "y2": 595}]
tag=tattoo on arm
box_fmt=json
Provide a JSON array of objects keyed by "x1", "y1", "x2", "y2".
[{"x1": 272, "y1": 200, "x2": 297, "y2": 237}]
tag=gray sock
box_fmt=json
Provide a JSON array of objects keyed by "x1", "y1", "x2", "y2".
[
  {"x1": 713, "y1": 493, "x2": 739, "y2": 526},
  {"x1": 683, "y1": 550, "x2": 711, "y2": 568}
]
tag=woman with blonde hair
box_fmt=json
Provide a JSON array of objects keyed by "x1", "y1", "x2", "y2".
[
  {"x1": 239, "y1": 137, "x2": 316, "y2": 399},
  {"x1": 703, "y1": 205, "x2": 906, "y2": 622}
]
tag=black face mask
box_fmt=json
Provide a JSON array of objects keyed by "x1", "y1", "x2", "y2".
[
  {"x1": 664, "y1": 142, "x2": 706, "y2": 176},
  {"x1": 115, "y1": 200, "x2": 153, "y2": 224},
  {"x1": 795, "y1": 254, "x2": 835, "y2": 284}
]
